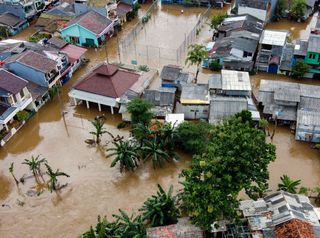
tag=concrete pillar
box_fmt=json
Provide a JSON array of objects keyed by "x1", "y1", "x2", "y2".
[
  {"x1": 86, "y1": 100, "x2": 90, "y2": 109},
  {"x1": 73, "y1": 98, "x2": 77, "y2": 106},
  {"x1": 111, "y1": 106, "x2": 114, "y2": 114},
  {"x1": 4, "y1": 123, "x2": 8, "y2": 131},
  {"x1": 98, "y1": 103, "x2": 101, "y2": 112}
]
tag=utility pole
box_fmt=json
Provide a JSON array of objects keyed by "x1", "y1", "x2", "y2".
[
  {"x1": 117, "y1": 35, "x2": 121, "y2": 63},
  {"x1": 104, "y1": 42, "x2": 109, "y2": 64}
]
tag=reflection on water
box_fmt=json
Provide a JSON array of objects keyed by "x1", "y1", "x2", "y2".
[
  {"x1": 266, "y1": 12, "x2": 319, "y2": 40},
  {"x1": 0, "y1": 3, "x2": 320, "y2": 238}
]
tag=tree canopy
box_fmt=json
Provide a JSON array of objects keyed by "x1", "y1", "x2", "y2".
[
  {"x1": 290, "y1": 0, "x2": 307, "y2": 19},
  {"x1": 291, "y1": 61, "x2": 310, "y2": 79},
  {"x1": 127, "y1": 98, "x2": 153, "y2": 125},
  {"x1": 179, "y1": 114, "x2": 276, "y2": 230},
  {"x1": 209, "y1": 13, "x2": 227, "y2": 29},
  {"x1": 185, "y1": 44, "x2": 208, "y2": 82}
]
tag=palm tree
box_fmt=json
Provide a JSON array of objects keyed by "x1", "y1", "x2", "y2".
[
  {"x1": 45, "y1": 164, "x2": 70, "y2": 192},
  {"x1": 141, "y1": 137, "x2": 170, "y2": 169},
  {"x1": 278, "y1": 175, "x2": 301, "y2": 194},
  {"x1": 90, "y1": 116, "x2": 107, "y2": 144},
  {"x1": 9, "y1": 162, "x2": 19, "y2": 186},
  {"x1": 22, "y1": 155, "x2": 47, "y2": 183},
  {"x1": 259, "y1": 119, "x2": 269, "y2": 136},
  {"x1": 185, "y1": 44, "x2": 208, "y2": 83},
  {"x1": 106, "y1": 140, "x2": 140, "y2": 172},
  {"x1": 139, "y1": 184, "x2": 179, "y2": 227},
  {"x1": 113, "y1": 209, "x2": 147, "y2": 238}
]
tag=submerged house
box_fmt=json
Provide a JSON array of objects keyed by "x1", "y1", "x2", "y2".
[
  {"x1": 69, "y1": 63, "x2": 157, "y2": 116},
  {"x1": 160, "y1": 65, "x2": 193, "y2": 89},
  {"x1": 208, "y1": 70, "x2": 259, "y2": 124},
  {"x1": 236, "y1": 0, "x2": 277, "y2": 23},
  {"x1": 4, "y1": 50, "x2": 60, "y2": 88},
  {"x1": 0, "y1": 69, "x2": 32, "y2": 132},
  {"x1": 60, "y1": 10, "x2": 114, "y2": 47},
  {"x1": 143, "y1": 87, "x2": 176, "y2": 117},
  {"x1": 258, "y1": 80, "x2": 320, "y2": 142},
  {"x1": 256, "y1": 30, "x2": 288, "y2": 73},
  {"x1": 0, "y1": 12, "x2": 29, "y2": 36},
  {"x1": 239, "y1": 191, "x2": 320, "y2": 238},
  {"x1": 212, "y1": 14, "x2": 264, "y2": 41},
  {"x1": 206, "y1": 30, "x2": 260, "y2": 71},
  {"x1": 176, "y1": 84, "x2": 210, "y2": 120}
]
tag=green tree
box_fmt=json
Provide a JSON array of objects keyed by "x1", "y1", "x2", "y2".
[
  {"x1": 291, "y1": 61, "x2": 310, "y2": 79},
  {"x1": 45, "y1": 164, "x2": 70, "y2": 192},
  {"x1": 235, "y1": 110, "x2": 253, "y2": 126},
  {"x1": 179, "y1": 116, "x2": 276, "y2": 230},
  {"x1": 127, "y1": 98, "x2": 153, "y2": 125},
  {"x1": 106, "y1": 140, "x2": 140, "y2": 172},
  {"x1": 22, "y1": 155, "x2": 47, "y2": 183},
  {"x1": 209, "y1": 13, "x2": 227, "y2": 29},
  {"x1": 275, "y1": 0, "x2": 286, "y2": 19},
  {"x1": 112, "y1": 210, "x2": 147, "y2": 238},
  {"x1": 139, "y1": 184, "x2": 180, "y2": 227},
  {"x1": 185, "y1": 44, "x2": 208, "y2": 83},
  {"x1": 90, "y1": 116, "x2": 107, "y2": 144},
  {"x1": 290, "y1": 0, "x2": 307, "y2": 19},
  {"x1": 9, "y1": 162, "x2": 19, "y2": 186},
  {"x1": 175, "y1": 121, "x2": 214, "y2": 154},
  {"x1": 278, "y1": 175, "x2": 301, "y2": 193},
  {"x1": 208, "y1": 60, "x2": 222, "y2": 71},
  {"x1": 16, "y1": 110, "x2": 29, "y2": 122},
  {"x1": 141, "y1": 137, "x2": 172, "y2": 169}
]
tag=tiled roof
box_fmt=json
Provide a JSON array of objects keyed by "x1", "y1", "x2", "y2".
[
  {"x1": 67, "y1": 10, "x2": 113, "y2": 34},
  {"x1": 275, "y1": 219, "x2": 317, "y2": 238},
  {"x1": 26, "y1": 81, "x2": 47, "y2": 100},
  {"x1": 61, "y1": 44, "x2": 87, "y2": 64},
  {"x1": 0, "y1": 69, "x2": 28, "y2": 94},
  {"x1": 17, "y1": 50, "x2": 57, "y2": 73},
  {"x1": 0, "y1": 12, "x2": 26, "y2": 28},
  {"x1": 73, "y1": 63, "x2": 139, "y2": 98}
]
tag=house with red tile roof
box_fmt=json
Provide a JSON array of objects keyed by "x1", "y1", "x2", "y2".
[
  {"x1": 68, "y1": 63, "x2": 157, "y2": 114},
  {"x1": 0, "y1": 69, "x2": 32, "y2": 132},
  {"x1": 4, "y1": 50, "x2": 59, "y2": 88},
  {"x1": 60, "y1": 10, "x2": 114, "y2": 47}
]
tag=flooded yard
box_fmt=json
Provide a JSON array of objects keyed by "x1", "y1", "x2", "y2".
[{"x1": 0, "y1": 3, "x2": 320, "y2": 238}]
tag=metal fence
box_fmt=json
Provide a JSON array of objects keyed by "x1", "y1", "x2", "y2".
[
  {"x1": 119, "y1": 0, "x2": 159, "y2": 50},
  {"x1": 120, "y1": 6, "x2": 211, "y2": 66}
]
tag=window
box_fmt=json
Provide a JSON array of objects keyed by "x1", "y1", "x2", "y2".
[
  {"x1": 69, "y1": 36, "x2": 80, "y2": 45},
  {"x1": 309, "y1": 53, "x2": 316, "y2": 59},
  {"x1": 20, "y1": 89, "x2": 25, "y2": 98}
]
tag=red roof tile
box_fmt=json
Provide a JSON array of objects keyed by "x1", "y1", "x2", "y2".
[
  {"x1": 275, "y1": 219, "x2": 317, "y2": 238},
  {"x1": 0, "y1": 69, "x2": 28, "y2": 94},
  {"x1": 17, "y1": 50, "x2": 57, "y2": 73},
  {"x1": 67, "y1": 10, "x2": 113, "y2": 35},
  {"x1": 74, "y1": 64, "x2": 139, "y2": 98},
  {"x1": 61, "y1": 44, "x2": 87, "y2": 64}
]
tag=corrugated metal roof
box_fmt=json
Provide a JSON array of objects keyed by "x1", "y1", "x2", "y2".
[
  {"x1": 208, "y1": 74, "x2": 222, "y2": 89},
  {"x1": 297, "y1": 109, "x2": 320, "y2": 127},
  {"x1": 274, "y1": 88, "x2": 300, "y2": 102},
  {"x1": 180, "y1": 84, "x2": 209, "y2": 103},
  {"x1": 307, "y1": 35, "x2": 320, "y2": 53},
  {"x1": 260, "y1": 30, "x2": 288, "y2": 46},
  {"x1": 221, "y1": 70, "x2": 251, "y2": 91}
]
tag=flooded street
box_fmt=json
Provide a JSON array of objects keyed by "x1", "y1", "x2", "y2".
[{"x1": 1, "y1": 2, "x2": 320, "y2": 237}]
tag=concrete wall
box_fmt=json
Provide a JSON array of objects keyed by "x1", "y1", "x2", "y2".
[
  {"x1": 176, "y1": 102, "x2": 209, "y2": 120},
  {"x1": 5, "y1": 62, "x2": 48, "y2": 87},
  {"x1": 61, "y1": 24, "x2": 98, "y2": 47}
]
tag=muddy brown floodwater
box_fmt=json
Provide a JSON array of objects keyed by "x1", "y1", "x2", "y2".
[{"x1": 1, "y1": 3, "x2": 320, "y2": 237}]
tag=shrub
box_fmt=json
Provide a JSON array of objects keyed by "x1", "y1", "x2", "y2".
[
  {"x1": 16, "y1": 110, "x2": 29, "y2": 122},
  {"x1": 138, "y1": 65, "x2": 149, "y2": 72},
  {"x1": 117, "y1": 121, "x2": 127, "y2": 129},
  {"x1": 209, "y1": 60, "x2": 222, "y2": 71}
]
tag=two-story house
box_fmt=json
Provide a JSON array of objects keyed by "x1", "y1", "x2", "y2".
[
  {"x1": 5, "y1": 50, "x2": 59, "y2": 88},
  {"x1": 0, "y1": 69, "x2": 32, "y2": 131},
  {"x1": 256, "y1": 30, "x2": 288, "y2": 73},
  {"x1": 0, "y1": 0, "x2": 46, "y2": 20},
  {"x1": 304, "y1": 34, "x2": 320, "y2": 79}
]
